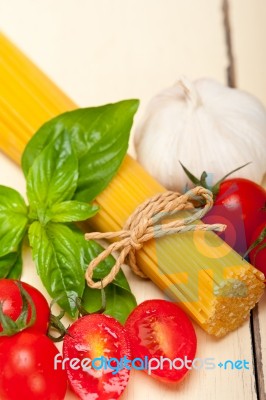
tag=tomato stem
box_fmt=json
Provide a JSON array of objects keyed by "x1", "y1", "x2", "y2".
[
  {"x1": 0, "y1": 281, "x2": 37, "y2": 337},
  {"x1": 47, "y1": 299, "x2": 69, "y2": 342},
  {"x1": 47, "y1": 282, "x2": 107, "y2": 342},
  {"x1": 179, "y1": 161, "x2": 251, "y2": 200},
  {"x1": 47, "y1": 314, "x2": 69, "y2": 342},
  {"x1": 244, "y1": 226, "x2": 266, "y2": 260}
]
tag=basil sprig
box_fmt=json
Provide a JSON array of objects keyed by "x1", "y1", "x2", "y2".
[{"x1": 0, "y1": 100, "x2": 139, "y2": 321}]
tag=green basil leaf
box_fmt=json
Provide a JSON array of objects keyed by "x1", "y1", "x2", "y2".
[
  {"x1": 28, "y1": 221, "x2": 85, "y2": 317},
  {"x1": 26, "y1": 132, "x2": 78, "y2": 222},
  {"x1": 0, "y1": 245, "x2": 22, "y2": 280},
  {"x1": 22, "y1": 100, "x2": 139, "y2": 201},
  {"x1": 83, "y1": 283, "x2": 137, "y2": 324},
  {"x1": 0, "y1": 186, "x2": 28, "y2": 257},
  {"x1": 48, "y1": 201, "x2": 99, "y2": 223},
  {"x1": 7, "y1": 245, "x2": 23, "y2": 280},
  {"x1": 0, "y1": 253, "x2": 17, "y2": 278}
]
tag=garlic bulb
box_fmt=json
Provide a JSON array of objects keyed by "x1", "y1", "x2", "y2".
[{"x1": 134, "y1": 77, "x2": 266, "y2": 192}]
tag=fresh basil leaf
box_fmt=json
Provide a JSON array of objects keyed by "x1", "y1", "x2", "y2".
[
  {"x1": 22, "y1": 100, "x2": 139, "y2": 201},
  {"x1": 0, "y1": 253, "x2": 17, "y2": 278},
  {"x1": 83, "y1": 284, "x2": 137, "y2": 325},
  {"x1": 48, "y1": 201, "x2": 99, "y2": 223},
  {"x1": 28, "y1": 221, "x2": 85, "y2": 317},
  {"x1": 0, "y1": 186, "x2": 28, "y2": 257},
  {"x1": 0, "y1": 244, "x2": 22, "y2": 279},
  {"x1": 7, "y1": 246, "x2": 23, "y2": 280},
  {"x1": 26, "y1": 132, "x2": 78, "y2": 222}
]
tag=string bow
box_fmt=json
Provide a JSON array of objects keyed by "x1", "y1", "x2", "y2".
[{"x1": 85, "y1": 186, "x2": 226, "y2": 289}]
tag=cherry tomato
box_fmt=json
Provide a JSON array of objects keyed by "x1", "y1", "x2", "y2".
[
  {"x1": 202, "y1": 178, "x2": 266, "y2": 255},
  {"x1": 125, "y1": 299, "x2": 197, "y2": 383},
  {"x1": 0, "y1": 331, "x2": 67, "y2": 400},
  {"x1": 0, "y1": 279, "x2": 50, "y2": 334},
  {"x1": 63, "y1": 314, "x2": 131, "y2": 400},
  {"x1": 249, "y1": 223, "x2": 266, "y2": 278}
]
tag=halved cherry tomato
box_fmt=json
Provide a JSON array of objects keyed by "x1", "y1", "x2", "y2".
[
  {"x1": 125, "y1": 299, "x2": 197, "y2": 383},
  {"x1": 63, "y1": 314, "x2": 131, "y2": 400},
  {"x1": 249, "y1": 223, "x2": 266, "y2": 278},
  {"x1": 0, "y1": 331, "x2": 67, "y2": 400},
  {"x1": 0, "y1": 279, "x2": 50, "y2": 334},
  {"x1": 202, "y1": 178, "x2": 266, "y2": 255}
]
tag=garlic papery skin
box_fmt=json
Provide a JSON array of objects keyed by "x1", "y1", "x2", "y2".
[{"x1": 134, "y1": 77, "x2": 266, "y2": 192}]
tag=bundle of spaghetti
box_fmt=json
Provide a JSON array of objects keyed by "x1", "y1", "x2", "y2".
[{"x1": 0, "y1": 33, "x2": 264, "y2": 337}]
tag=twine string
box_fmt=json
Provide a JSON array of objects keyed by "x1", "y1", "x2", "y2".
[{"x1": 85, "y1": 186, "x2": 226, "y2": 289}]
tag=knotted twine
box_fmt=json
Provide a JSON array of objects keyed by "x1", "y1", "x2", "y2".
[{"x1": 85, "y1": 186, "x2": 226, "y2": 289}]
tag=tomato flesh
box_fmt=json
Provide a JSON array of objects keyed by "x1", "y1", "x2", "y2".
[
  {"x1": 0, "y1": 279, "x2": 50, "y2": 334},
  {"x1": 202, "y1": 178, "x2": 266, "y2": 255},
  {"x1": 125, "y1": 299, "x2": 197, "y2": 382},
  {"x1": 63, "y1": 314, "x2": 131, "y2": 400},
  {"x1": 0, "y1": 332, "x2": 67, "y2": 400}
]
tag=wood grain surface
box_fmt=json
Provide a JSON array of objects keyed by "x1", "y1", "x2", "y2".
[{"x1": 0, "y1": 1, "x2": 265, "y2": 399}]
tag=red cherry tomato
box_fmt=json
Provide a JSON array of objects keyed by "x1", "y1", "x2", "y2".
[
  {"x1": 249, "y1": 223, "x2": 266, "y2": 278},
  {"x1": 125, "y1": 299, "x2": 197, "y2": 383},
  {"x1": 0, "y1": 279, "x2": 50, "y2": 334},
  {"x1": 63, "y1": 314, "x2": 131, "y2": 400},
  {"x1": 0, "y1": 331, "x2": 67, "y2": 400},
  {"x1": 202, "y1": 178, "x2": 266, "y2": 255}
]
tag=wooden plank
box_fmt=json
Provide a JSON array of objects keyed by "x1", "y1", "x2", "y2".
[
  {"x1": 226, "y1": 2, "x2": 265, "y2": 396},
  {"x1": 252, "y1": 296, "x2": 266, "y2": 400},
  {"x1": 231, "y1": 0, "x2": 266, "y2": 106}
]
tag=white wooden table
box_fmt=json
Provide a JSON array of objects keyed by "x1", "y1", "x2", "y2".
[
  {"x1": 0, "y1": 151, "x2": 265, "y2": 400},
  {"x1": 1, "y1": 0, "x2": 265, "y2": 398}
]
